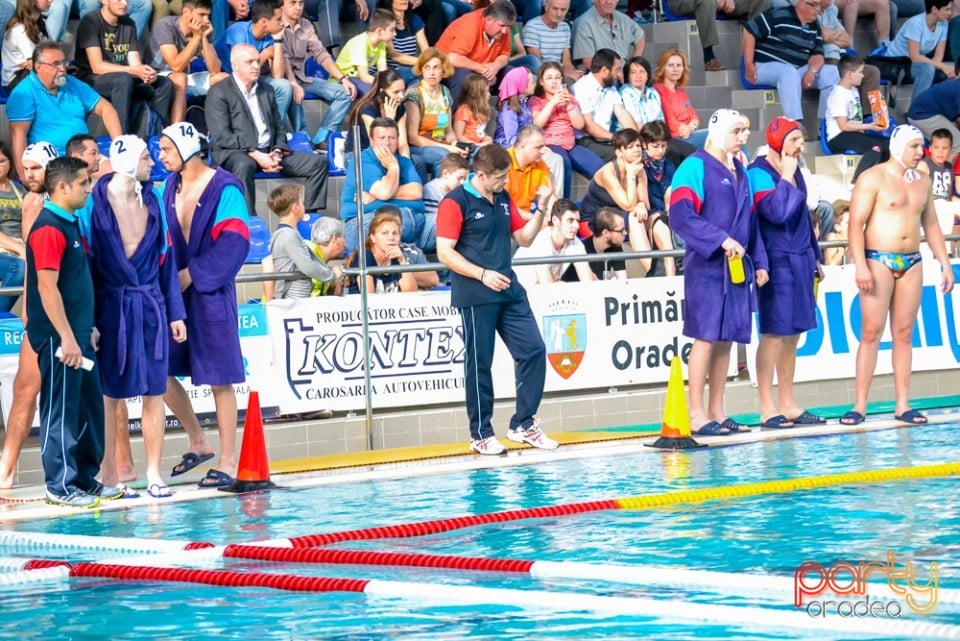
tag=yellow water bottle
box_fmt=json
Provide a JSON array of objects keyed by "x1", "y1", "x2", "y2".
[
  {"x1": 728, "y1": 254, "x2": 745, "y2": 284},
  {"x1": 813, "y1": 274, "x2": 820, "y2": 300}
]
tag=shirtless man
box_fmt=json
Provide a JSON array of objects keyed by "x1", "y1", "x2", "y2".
[
  {"x1": 157, "y1": 123, "x2": 249, "y2": 488},
  {"x1": 0, "y1": 142, "x2": 56, "y2": 488},
  {"x1": 87, "y1": 136, "x2": 187, "y2": 498},
  {"x1": 842, "y1": 125, "x2": 955, "y2": 426}
]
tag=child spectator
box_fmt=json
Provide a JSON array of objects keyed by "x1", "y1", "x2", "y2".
[
  {"x1": 495, "y1": 66, "x2": 535, "y2": 148},
  {"x1": 824, "y1": 199, "x2": 850, "y2": 266},
  {"x1": 639, "y1": 120, "x2": 677, "y2": 277},
  {"x1": 267, "y1": 184, "x2": 341, "y2": 299},
  {"x1": 824, "y1": 54, "x2": 889, "y2": 179},
  {"x1": 514, "y1": 199, "x2": 594, "y2": 286},
  {"x1": 336, "y1": 8, "x2": 396, "y2": 94},
  {"x1": 453, "y1": 73, "x2": 493, "y2": 148},
  {"x1": 422, "y1": 152, "x2": 470, "y2": 252},
  {"x1": 2, "y1": 0, "x2": 48, "y2": 89},
  {"x1": 919, "y1": 128, "x2": 960, "y2": 251}
]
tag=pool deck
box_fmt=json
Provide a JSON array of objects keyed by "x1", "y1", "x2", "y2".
[{"x1": 1, "y1": 405, "x2": 958, "y2": 523}]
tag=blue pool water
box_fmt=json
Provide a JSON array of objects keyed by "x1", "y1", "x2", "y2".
[{"x1": 1, "y1": 425, "x2": 959, "y2": 639}]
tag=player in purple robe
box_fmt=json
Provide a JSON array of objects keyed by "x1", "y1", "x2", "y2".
[
  {"x1": 748, "y1": 117, "x2": 825, "y2": 430},
  {"x1": 157, "y1": 123, "x2": 250, "y2": 488},
  {"x1": 670, "y1": 109, "x2": 769, "y2": 436},
  {"x1": 87, "y1": 135, "x2": 188, "y2": 498}
]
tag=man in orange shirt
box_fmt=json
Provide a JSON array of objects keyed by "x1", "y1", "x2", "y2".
[
  {"x1": 506, "y1": 125, "x2": 556, "y2": 221},
  {"x1": 436, "y1": 0, "x2": 516, "y2": 102}
]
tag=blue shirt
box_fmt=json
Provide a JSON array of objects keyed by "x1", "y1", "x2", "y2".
[
  {"x1": 340, "y1": 147, "x2": 425, "y2": 221},
  {"x1": 7, "y1": 73, "x2": 101, "y2": 154},
  {"x1": 217, "y1": 22, "x2": 275, "y2": 72},
  {"x1": 886, "y1": 13, "x2": 947, "y2": 57},
  {"x1": 907, "y1": 77, "x2": 960, "y2": 120}
]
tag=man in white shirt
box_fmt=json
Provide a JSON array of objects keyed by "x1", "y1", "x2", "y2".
[
  {"x1": 571, "y1": 48, "x2": 635, "y2": 161},
  {"x1": 514, "y1": 198, "x2": 595, "y2": 286}
]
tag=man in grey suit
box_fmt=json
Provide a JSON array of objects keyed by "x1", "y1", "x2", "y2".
[{"x1": 205, "y1": 43, "x2": 328, "y2": 216}]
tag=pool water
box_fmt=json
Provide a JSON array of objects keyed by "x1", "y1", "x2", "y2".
[{"x1": 0, "y1": 425, "x2": 958, "y2": 639}]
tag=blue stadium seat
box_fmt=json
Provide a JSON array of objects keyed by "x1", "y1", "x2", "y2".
[
  {"x1": 287, "y1": 131, "x2": 314, "y2": 153},
  {"x1": 740, "y1": 57, "x2": 775, "y2": 91},
  {"x1": 327, "y1": 131, "x2": 346, "y2": 177},
  {"x1": 147, "y1": 136, "x2": 170, "y2": 182},
  {"x1": 97, "y1": 136, "x2": 112, "y2": 159},
  {"x1": 303, "y1": 59, "x2": 330, "y2": 99},
  {"x1": 819, "y1": 118, "x2": 857, "y2": 156},
  {"x1": 298, "y1": 212, "x2": 319, "y2": 240},
  {"x1": 190, "y1": 58, "x2": 207, "y2": 73},
  {"x1": 246, "y1": 216, "x2": 271, "y2": 264}
]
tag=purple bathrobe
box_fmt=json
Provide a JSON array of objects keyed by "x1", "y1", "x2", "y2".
[
  {"x1": 670, "y1": 149, "x2": 768, "y2": 344},
  {"x1": 87, "y1": 176, "x2": 186, "y2": 398},
  {"x1": 161, "y1": 168, "x2": 250, "y2": 386},
  {"x1": 748, "y1": 157, "x2": 822, "y2": 336}
]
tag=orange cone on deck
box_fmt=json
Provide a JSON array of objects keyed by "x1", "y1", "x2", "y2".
[
  {"x1": 223, "y1": 391, "x2": 277, "y2": 493},
  {"x1": 648, "y1": 357, "x2": 704, "y2": 450}
]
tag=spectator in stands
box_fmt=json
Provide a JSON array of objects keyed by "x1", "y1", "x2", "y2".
[
  {"x1": 882, "y1": 0, "x2": 955, "y2": 102},
  {"x1": 387, "y1": 0, "x2": 427, "y2": 83},
  {"x1": 308, "y1": 0, "x2": 370, "y2": 49},
  {"x1": 522, "y1": 0, "x2": 582, "y2": 82},
  {"x1": 341, "y1": 117, "x2": 424, "y2": 253},
  {"x1": 346, "y1": 208, "x2": 419, "y2": 293},
  {"x1": 666, "y1": 0, "x2": 767, "y2": 71},
  {"x1": 639, "y1": 120, "x2": 677, "y2": 276},
  {"x1": 561, "y1": 207, "x2": 628, "y2": 280},
  {"x1": 515, "y1": 198, "x2": 594, "y2": 286},
  {"x1": 279, "y1": 0, "x2": 354, "y2": 152},
  {"x1": 422, "y1": 152, "x2": 470, "y2": 251},
  {"x1": 572, "y1": 0, "x2": 644, "y2": 70},
  {"x1": 907, "y1": 65, "x2": 960, "y2": 158},
  {"x1": 207, "y1": 43, "x2": 329, "y2": 217},
  {"x1": 620, "y1": 56, "x2": 662, "y2": 127},
  {"x1": 8, "y1": 42, "x2": 122, "y2": 178},
  {"x1": 496, "y1": 66, "x2": 536, "y2": 147},
  {"x1": 818, "y1": 0, "x2": 883, "y2": 109},
  {"x1": 75, "y1": 0, "x2": 175, "y2": 135},
  {"x1": 824, "y1": 198, "x2": 849, "y2": 265},
  {"x1": 307, "y1": 216, "x2": 347, "y2": 296},
  {"x1": 824, "y1": 54, "x2": 889, "y2": 178},
  {"x1": 653, "y1": 49, "x2": 708, "y2": 150},
  {"x1": 579, "y1": 129, "x2": 655, "y2": 269},
  {"x1": 453, "y1": 73, "x2": 494, "y2": 149},
  {"x1": 336, "y1": 8, "x2": 396, "y2": 95},
  {"x1": 218, "y1": 0, "x2": 292, "y2": 118},
  {"x1": 66, "y1": 132, "x2": 110, "y2": 178},
  {"x1": 53, "y1": 0, "x2": 152, "y2": 40},
  {"x1": 506, "y1": 124, "x2": 557, "y2": 222},
  {"x1": 436, "y1": 0, "x2": 516, "y2": 102},
  {"x1": 404, "y1": 48, "x2": 468, "y2": 181},
  {"x1": 572, "y1": 48, "x2": 636, "y2": 163},
  {"x1": 531, "y1": 61, "x2": 603, "y2": 197},
  {"x1": 743, "y1": 0, "x2": 841, "y2": 125},
  {"x1": 832, "y1": 0, "x2": 889, "y2": 49},
  {"x1": 2, "y1": 0, "x2": 48, "y2": 89},
  {"x1": 268, "y1": 183, "x2": 342, "y2": 298},
  {"x1": 0, "y1": 142, "x2": 24, "y2": 312},
  {"x1": 344, "y1": 69, "x2": 411, "y2": 162},
  {"x1": 149, "y1": 0, "x2": 228, "y2": 122}
]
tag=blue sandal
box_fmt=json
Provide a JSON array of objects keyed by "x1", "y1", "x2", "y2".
[
  {"x1": 694, "y1": 421, "x2": 730, "y2": 436},
  {"x1": 791, "y1": 411, "x2": 826, "y2": 425},
  {"x1": 761, "y1": 415, "x2": 795, "y2": 429},
  {"x1": 721, "y1": 418, "x2": 752, "y2": 433},
  {"x1": 840, "y1": 411, "x2": 865, "y2": 426},
  {"x1": 894, "y1": 409, "x2": 927, "y2": 424}
]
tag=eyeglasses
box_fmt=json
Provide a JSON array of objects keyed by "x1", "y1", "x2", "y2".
[
  {"x1": 38, "y1": 60, "x2": 67, "y2": 68},
  {"x1": 610, "y1": 227, "x2": 626, "y2": 234},
  {"x1": 800, "y1": 0, "x2": 821, "y2": 8}
]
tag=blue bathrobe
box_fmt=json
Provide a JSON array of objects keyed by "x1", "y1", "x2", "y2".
[
  {"x1": 670, "y1": 150, "x2": 768, "y2": 344},
  {"x1": 748, "y1": 156, "x2": 822, "y2": 336},
  {"x1": 87, "y1": 175, "x2": 186, "y2": 398},
  {"x1": 161, "y1": 168, "x2": 249, "y2": 386}
]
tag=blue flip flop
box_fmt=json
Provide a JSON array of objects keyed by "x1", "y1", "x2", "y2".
[
  {"x1": 198, "y1": 469, "x2": 234, "y2": 489},
  {"x1": 721, "y1": 418, "x2": 752, "y2": 433},
  {"x1": 895, "y1": 409, "x2": 928, "y2": 424},
  {"x1": 840, "y1": 410, "x2": 865, "y2": 425},
  {"x1": 791, "y1": 411, "x2": 826, "y2": 425},
  {"x1": 171, "y1": 452, "x2": 215, "y2": 477},
  {"x1": 761, "y1": 415, "x2": 795, "y2": 429},
  {"x1": 694, "y1": 421, "x2": 730, "y2": 436}
]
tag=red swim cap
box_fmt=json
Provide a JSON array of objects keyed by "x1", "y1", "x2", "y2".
[{"x1": 766, "y1": 116, "x2": 801, "y2": 153}]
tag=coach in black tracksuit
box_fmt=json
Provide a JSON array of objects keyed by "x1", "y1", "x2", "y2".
[
  {"x1": 436, "y1": 145, "x2": 556, "y2": 456},
  {"x1": 25, "y1": 157, "x2": 106, "y2": 507}
]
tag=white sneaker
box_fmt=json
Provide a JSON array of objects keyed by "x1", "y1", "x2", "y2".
[
  {"x1": 469, "y1": 436, "x2": 507, "y2": 455},
  {"x1": 45, "y1": 489, "x2": 100, "y2": 509},
  {"x1": 507, "y1": 421, "x2": 559, "y2": 450}
]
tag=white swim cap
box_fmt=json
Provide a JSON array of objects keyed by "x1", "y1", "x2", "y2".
[
  {"x1": 707, "y1": 109, "x2": 745, "y2": 146},
  {"x1": 161, "y1": 122, "x2": 203, "y2": 164},
  {"x1": 110, "y1": 135, "x2": 148, "y2": 204},
  {"x1": 889, "y1": 124, "x2": 924, "y2": 182},
  {"x1": 22, "y1": 141, "x2": 58, "y2": 167}
]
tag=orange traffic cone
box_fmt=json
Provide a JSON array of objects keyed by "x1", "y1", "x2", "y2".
[
  {"x1": 647, "y1": 357, "x2": 705, "y2": 450},
  {"x1": 222, "y1": 391, "x2": 277, "y2": 493}
]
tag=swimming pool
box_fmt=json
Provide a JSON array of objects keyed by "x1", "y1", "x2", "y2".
[{"x1": 1, "y1": 424, "x2": 958, "y2": 640}]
